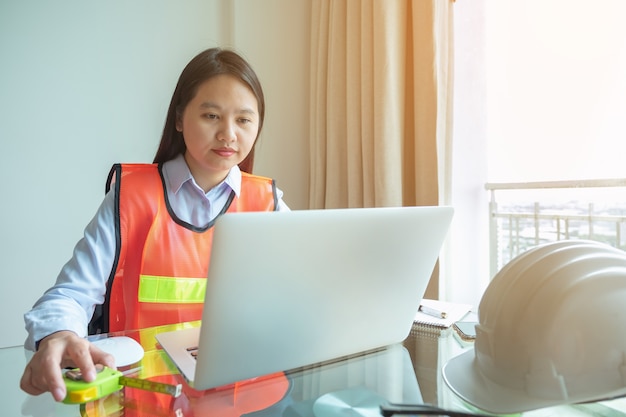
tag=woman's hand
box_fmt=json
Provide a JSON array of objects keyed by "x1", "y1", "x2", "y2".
[{"x1": 20, "y1": 331, "x2": 116, "y2": 402}]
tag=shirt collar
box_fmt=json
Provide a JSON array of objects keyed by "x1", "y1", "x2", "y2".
[{"x1": 165, "y1": 153, "x2": 242, "y2": 197}]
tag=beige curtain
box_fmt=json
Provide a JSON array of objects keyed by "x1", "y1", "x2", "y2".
[
  {"x1": 309, "y1": 0, "x2": 454, "y2": 298},
  {"x1": 310, "y1": 0, "x2": 454, "y2": 208}
]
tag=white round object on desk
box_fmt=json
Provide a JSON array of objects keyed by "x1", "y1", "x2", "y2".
[{"x1": 92, "y1": 336, "x2": 145, "y2": 367}]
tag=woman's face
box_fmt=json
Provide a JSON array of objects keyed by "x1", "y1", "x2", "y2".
[{"x1": 177, "y1": 74, "x2": 259, "y2": 191}]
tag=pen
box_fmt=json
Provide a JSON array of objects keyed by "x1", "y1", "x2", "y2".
[{"x1": 419, "y1": 304, "x2": 447, "y2": 319}]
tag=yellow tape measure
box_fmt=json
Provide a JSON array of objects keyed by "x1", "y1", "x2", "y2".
[{"x1": 63, "y1": 365, "x2": 182, "y2": 404}]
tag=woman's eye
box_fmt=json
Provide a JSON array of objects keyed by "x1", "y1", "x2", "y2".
[
  {"x1": 238, "y1": 118, "x2": 252, "y2": 124},
  {"x1": 203, "y1": 113, "x2": 218, "y2": 120}
]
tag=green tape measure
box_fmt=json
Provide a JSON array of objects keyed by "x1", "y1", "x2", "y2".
[
  {"x1": 63, "y1": 366, "x2": 123, "y2": 404},
  {"x1": 63, "y1": 365, "x2": 182, "y2": 404}
]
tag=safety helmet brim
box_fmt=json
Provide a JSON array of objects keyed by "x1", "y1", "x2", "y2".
[{"x1": 443, "y1": 347, "x2": 626, "y2": 414}]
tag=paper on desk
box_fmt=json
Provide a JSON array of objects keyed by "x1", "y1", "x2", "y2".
[{"x1": 414, "y1": 299, "x2": 472, "y2": 328}]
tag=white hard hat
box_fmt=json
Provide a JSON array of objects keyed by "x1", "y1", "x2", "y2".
[{"x1": 443, "y1": 239, "x2": 626, "y2": 414}]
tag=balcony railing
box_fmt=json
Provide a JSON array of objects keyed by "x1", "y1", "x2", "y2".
[{"x1": 485, "y1": 179, "x2": 626, "y2": 278}]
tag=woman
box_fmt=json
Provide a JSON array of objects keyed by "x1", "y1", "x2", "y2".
[{"x1": 20, "y1": 47, "x2": 289, "y2": 402}]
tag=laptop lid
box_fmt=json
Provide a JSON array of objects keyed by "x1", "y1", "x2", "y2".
[{"x1": 156, "y1": 206, "x2": 453, "y2": 390}]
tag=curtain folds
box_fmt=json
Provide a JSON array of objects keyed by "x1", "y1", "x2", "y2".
[
  {"x1": 309, "y1": 0, "x2": 454, "y2": 210},
  {"x1": 309, "y1": 0, "x2": 454, "y2": 297}
]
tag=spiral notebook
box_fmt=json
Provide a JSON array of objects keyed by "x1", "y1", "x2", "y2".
[{"x1": 414, "y1": 299, "x2": 472, "y2": 328}]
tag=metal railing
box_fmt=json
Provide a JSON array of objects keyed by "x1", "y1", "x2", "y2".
[{"x1": 485, "y1": 179, "x2": 626, "y2": 278}]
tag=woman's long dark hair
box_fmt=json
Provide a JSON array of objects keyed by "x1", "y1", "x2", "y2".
[{"x1": 153, "y1": 48, "x2": 265, "y2": 173}]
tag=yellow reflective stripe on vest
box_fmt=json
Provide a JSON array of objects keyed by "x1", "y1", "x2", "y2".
[{"x1": 138, "y1": 275, "x2": 206, "y2": 304}]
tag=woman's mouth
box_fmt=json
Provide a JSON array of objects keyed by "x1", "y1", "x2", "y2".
[{"x1": 213, "y1": 147, "x2": 236, "y2": 157}]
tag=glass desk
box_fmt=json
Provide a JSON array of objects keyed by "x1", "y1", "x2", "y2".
[{"x1": 4, "y1": 322, "x2": 626, "y2": 416}]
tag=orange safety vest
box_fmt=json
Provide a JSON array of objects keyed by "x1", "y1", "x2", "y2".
[{"x1": 89, "y1": 163, "x2": 278, "y2": 334}]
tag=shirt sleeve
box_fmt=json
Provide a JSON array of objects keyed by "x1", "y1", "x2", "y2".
[{"x1": 23, "y1": 190, "x2": 117, "y2": 351}]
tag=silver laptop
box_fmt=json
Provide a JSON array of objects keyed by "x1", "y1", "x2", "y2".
[{"x1": 156, "y1": 206, "x2": 453, "y2": 390}]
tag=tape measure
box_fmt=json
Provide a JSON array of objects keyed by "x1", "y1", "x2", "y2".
[{"x1": 63, "y1": 365, "x2": 182, "y2": 404}]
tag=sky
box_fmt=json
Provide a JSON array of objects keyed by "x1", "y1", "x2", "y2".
[{"x1": 485, "y1": 0, "x2": 626, "y2": 183}]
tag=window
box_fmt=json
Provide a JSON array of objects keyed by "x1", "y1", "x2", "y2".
[{"x1": 447, "y1": 0, "x2": 626, "y2": 305}]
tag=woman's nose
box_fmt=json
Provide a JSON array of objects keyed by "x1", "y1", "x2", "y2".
[{"x1": 218, "y1": 120, "x2": 236, "y2": 143}]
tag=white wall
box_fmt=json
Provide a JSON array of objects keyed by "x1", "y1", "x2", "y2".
[
  {"x1": 0, "y1": 0, "x2": 310, "y2": 348},
  {"x1": 446, "y1": 0, "x2": 490, "y2": 306},
  {"x1": 232, "y1": 0, "x2": 311, "y2": 209}
]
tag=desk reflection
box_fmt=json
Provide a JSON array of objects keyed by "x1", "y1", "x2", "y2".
[
  {"x1": 13, "y1": 322, "x2": 624, "y2": 416},
  {"x1": 14, "y1": 322, "x2": 427, "y2": 417}
]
